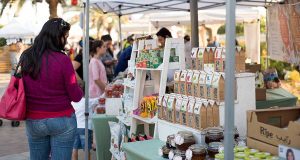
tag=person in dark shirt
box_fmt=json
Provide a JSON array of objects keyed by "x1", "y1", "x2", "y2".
[{"x1": 114, "y1": 46, "x2": 132, "y2": 77}]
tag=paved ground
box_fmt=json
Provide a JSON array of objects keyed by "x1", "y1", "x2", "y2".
[{"x1": 0, "y1": 73, "x2": 97, "y2": 160}]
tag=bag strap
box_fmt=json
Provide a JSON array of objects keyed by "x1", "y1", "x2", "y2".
[{"x1": 14, "y1": 60, "x2": 22, "y2": 78}]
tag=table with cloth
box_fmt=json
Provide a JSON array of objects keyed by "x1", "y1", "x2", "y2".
[
  {"x1": 256, "y1": 88, "x2": 298, "y2": 109},
  {"x1": 92, "y1": 114, "x2": 117, "y2": 160},
  {"x1": 122, "y1": 139, "x2": 167, "y2": 160}
]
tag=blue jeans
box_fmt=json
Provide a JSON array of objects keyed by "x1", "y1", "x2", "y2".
[
  {"x1": 73, "y1": 128, "x2": 93, "y2": 150},
  {"x1": 26, "y1": 113, "x2": 77, "y2": 160}
]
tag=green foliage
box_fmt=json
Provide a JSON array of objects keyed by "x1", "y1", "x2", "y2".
[
  {"x1": 260, "y1": 17, "x2": 266, "y2": 33},
  {"x1": 269, "y1": 59, "x2": 293, "y2": 79},
  {"x1": 0, "y1": 37, "x2": 6, "y2": 47},
  {"x1": 217, "y1": 23, "x2": 244, "y2": 36}
]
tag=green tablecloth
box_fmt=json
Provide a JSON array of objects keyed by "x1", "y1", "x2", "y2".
[
  {"x1": 122, "y1": 139, "x2": 167, "y2": 160},
  {"x1": 92, "y1": 114, "x2": 117, "y2": 160},
  {"x1": 256, "y1": 88, "x2": 298, "y2": 109}
]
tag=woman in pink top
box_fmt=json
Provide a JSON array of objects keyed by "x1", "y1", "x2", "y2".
[
  {"x1": 19, "y1": 18, "x2": 83, "y2": 160},
  {"x1": 89, "y1": 40, "x2": 108, "y2": 98}
]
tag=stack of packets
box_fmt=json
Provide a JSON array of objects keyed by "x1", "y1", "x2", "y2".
[
  {"x1": 136, "y1": 49, "x2": 163, "y2": 68},
  {"x1": 133, "y1": 96, "x2": 158, "y2": 118},
  {"x1": 157, "y1": 94, "x2": 220, "y2": 130},
  {"x1": 174, "y1": 70, "x2": 228, "y2": 101},
  {"x1": 190, "y1": 47, "x2": 245, "y2": 73}
]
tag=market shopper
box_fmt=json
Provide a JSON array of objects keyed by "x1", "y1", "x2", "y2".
[
  {"x1": 101, "y1": 34, "x2": 117, "y2": 82},
  {"x1": 156, "y1": 27, "x2": 172, "y2": 47},
  {"x1": 89, "y1": 40, "x2": 108, "y2": 98},
  {"x1": 184, "y1": 35, "x2": 192, "y2": 69},
  {"x1": 20, "y1": 18, "x2": 83, "y2": 160}
]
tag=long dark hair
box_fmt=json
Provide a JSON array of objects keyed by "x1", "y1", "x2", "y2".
[
  {"x1": 89, "y1": 40, "x2": 104, "y2": 57},
  {"x1": 286, "y1": 149, "x2": 295, "y2": 160},
  {"x1": 20, "y1": 18, "x2": 70, "y2": 79}
]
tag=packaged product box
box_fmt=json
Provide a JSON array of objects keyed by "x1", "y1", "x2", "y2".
[
  {"x1": 191, "y1": 70, "x2": 200, "y2": 97},
  {"x1": 166, "y1": 96, "x2": 176, "y2": 123},
  {"x1": 206, "y1": 100, "x2": 214, "y2": 128},
  {"x1": 203, "y1": 47, "x2": 209, "y2": 65},
  {"x1": 157, "y1": 95, "x2": 164, "y2": 119},
  {"x1": 191, "y1": 48, "x2": 198, "y2": 70},
  {"x1": 197, "y1": 47, "x2": 205, "y2": 70},
  {"x1": 235, "y1": 46, "x2": 245, "y2": 73},
  {"x1": 179, "y1": 70, "x2": 188, "y2": 95},
  {"x1": 199, "y1": 71, "x2": 207, "y2": 98},
  {"x1": 175, "y1": 97, "x2": 183, "y2": 124},
  {"x1": 205, "y1": 72, "x2": 214, "y2": 99},
  {"x1": 174, "y1": 70, "x2": 181, "y2": 94},
  {"x1": 200, "y1": 100, "x2": 208, "y2": 129},
  {"x1": 187, "y1": 97, "x2": 195, "y2": 127},
  {"x1": 186, "y1": 70, "x2": 194, "y2": 96},
  {"x1": 162, "y1": 94, "x2": 170, "y2": 120},
  {"x1": 211, "y1": 101, "x2": 220, "y2": 127},
  {"x1": 193, "y1": 99, "x2": 203, "y2": 130},
  {"x1": 180, "y1": 97, "x2": 189, "y2": 126},
  {"x1": 247, "y1": 137, "x2": 278, "y2": 155},
  {"x1": 211, "y1": 72, "x2": 225, "y2": 101},
  {"x1": 247, "y1": 107, "x2": 300, "y2": 148},
  {"x1": 208, "y1": 47, "x2": 216, "y2": 64},
  {"x1": 278, "y1": 145, "x2": 300, "y2": 159},
  {"x1": 214, "y1": 47, "x2": 224, "y2": 72}
]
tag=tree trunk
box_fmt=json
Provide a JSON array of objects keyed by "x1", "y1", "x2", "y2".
[{"x1": 48, "y1": 0, "x2": 58, "y2": 19}]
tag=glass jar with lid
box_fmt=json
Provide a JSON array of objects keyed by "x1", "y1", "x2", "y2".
[
  {"x1": 207, "y1": 142, "x2": 223, "y2": 158},
  {"x1": 188, "y1": 144, "x2": 207, "y2": 160},
  {"x1": 176, "y1": 131, "x2": 196, "y2": 151},
  {"x1": 166, "y1": 134, "x2": 176, "y2": 149},
  {"x1": 161, "y1": 145, "x2": 171, "y2": 159},
  {"x1": 173, "y1": 149, "x2": 186, "y2": 160},
  {"x1": 205, "y1": 127, "x2": 224, "y2": 144}
]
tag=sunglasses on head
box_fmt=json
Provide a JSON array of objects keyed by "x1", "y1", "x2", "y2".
[{"x1": 54, "y1": 19, "x2": 67, "y2": 27}]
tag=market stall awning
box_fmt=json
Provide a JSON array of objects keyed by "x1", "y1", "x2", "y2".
[{"x1": 90, "y1": 0, "x2": 273, "y2": 15}]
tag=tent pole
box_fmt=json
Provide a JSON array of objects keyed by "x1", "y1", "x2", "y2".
[
  {"x1": 118, "y1": 5, "x2": 123, "y2": 53},
  {"x1": 224, "y1": 0, "x2": 236, "y2": 159},
  {"x1": 83, "y1": 1, "x2": 90, "y2": 160},
  {"x1": 189, "y1": 0, "x2": 199, "y2": 47}
]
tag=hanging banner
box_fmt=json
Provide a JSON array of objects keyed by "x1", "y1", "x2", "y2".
[
  {"x1": 267, "y1": 4, "x2": 300, "y2": 64},
  {"x1": 244, "y1": 21, "x2": 260, "y2": 64}
]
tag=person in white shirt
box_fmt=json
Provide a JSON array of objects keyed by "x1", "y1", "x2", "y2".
[{"x1": 72, "y1": 97, "x2": 99, "y2": 160}]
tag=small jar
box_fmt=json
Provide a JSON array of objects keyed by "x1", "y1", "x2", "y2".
[
  {"x1": 176, "y1": 131, "x2": 196, "y2": 151},
  {"x1": 188, "y1": 144, "x2": 207, "y2": 160},
  {"x1": 174, "y1": 150, "x2": 186, "y2": 160},
  {"x1": 205, "y1": 127, "x2": 224, "y2": 144},
  {"x1": 161, "y1": 145, "x2": 171, "y2": 159},
  {"x1": 207, "y1": 142, "x2": 223, "y2": 158},
  {"x1": 166, "y1": 134, "x2": 176, "y2": 149}
]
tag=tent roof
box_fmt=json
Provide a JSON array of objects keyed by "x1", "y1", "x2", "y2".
[
  {"x1": 0, "y1": 19, "x2": 35, "y2": 39},
  {"x1": 90, "y1": 0, "x2": 275, "y2": 16}
]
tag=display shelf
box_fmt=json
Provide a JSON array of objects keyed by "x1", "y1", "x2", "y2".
[
  {"x1": 117, "y1": 115, "x2": 132, "y2": 126},
  {"x1": 157, "y1": 119, "x2": 204, "y2": 144},
  {"x1": 135, "y1": 67, "x2": 163, "y2": 71},
  {"x1": 131, "y1": 114, "x2": 157, "y2": 124}
]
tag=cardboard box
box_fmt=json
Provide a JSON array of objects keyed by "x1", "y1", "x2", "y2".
[
  {"x1": 186, "y1": 70, "x2": 194, "y2": 96},
  {"x1": 205, "y1": 72, "x2": 214, "y2": 99},
  {"x1": 180, "y1": 98, "x2": 189, "y2": 125},
  {"x1": 279, "y1": 145, "x2": 300, "y2": 160},
  {"x1": 201, "y1": 100, "x2": 208, "y2": 129},
  {"x1": 199, "y1": 71, "x2": 207, "y2": 98},
  {"x1": 208, "y1": 47, "x2": 216, "y2": 64},
  {"x1": 157, "y1": 95, "x2": 164, "y2": 119},
  {"x1": 162, "y1": 94, "x2": 169, "y2": 120},
  {"x1": 187, "y1": 97, "x2": 195, "y2": 127},
  {"x1": 206, "y1": 101, "x2": 214, "y2": 128},
  {"x1": 197, "y1": 48, "x2": 205, "y2": 70},
  {"x1": 256, "y1": 88, "x2": 266, "y2": 101},
  {"x1": 191, "y1": 71, "x2": 200, "y2": 97},
  {"x1": 166, "y1": 96, "x2": 176, "y2": 123},
  {"x1": 193, "y1": 99, "x2": 206, "y2": 130},
  {"x1": 203, "y1": 47, "x2": 209, "y2": 65},
  {"x1": 191, "y1": 48, "x2": 198, "y2": 70},
  {"x1": 174, "y1": 70, "x2": 181, "y2": 94},
  {"x1": 179, "y1": 70, "x2": 188, "y2": 95},
  {"x1": 247, "y1": 107, "x2": 300, "y2": 148},
  {"x1": 211, "y1": 101, "x2": 220, "y2": 127},
  {"x1": 211, "y1": 72, "x2": 225, "y2": 101},
  {"x1": 246, "y1": 63, "x2": 261, "y2": 73},
  {"x1": 214, "y1": 47, "x2": 224, "y2": 72},
  {"x1": 235, "y1": 47, "x2": 245, "y2": 73},
  {"x1": 175, "y1": 97, "x2": 183, "y2": 124},
  {"x1": 247, "y1": 137, "x2": 278, "y2": 155}
]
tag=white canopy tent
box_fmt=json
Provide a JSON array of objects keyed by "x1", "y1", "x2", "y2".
[{"x1": 82, "y1": 1, "x2": 279, "y2": 159}]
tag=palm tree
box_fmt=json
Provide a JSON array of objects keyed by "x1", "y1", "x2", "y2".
[{"x1": 0, "y1": 0, "x2": 66, "y2": 19}]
